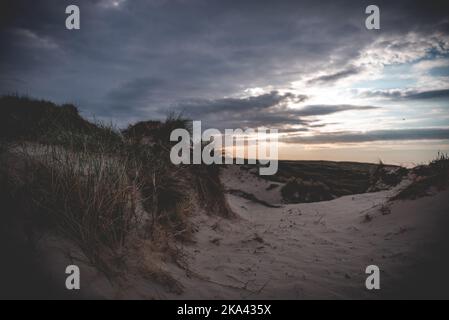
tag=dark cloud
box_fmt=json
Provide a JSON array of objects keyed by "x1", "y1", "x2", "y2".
[
  {"x1": 292, "y1": 104, "x2": 378, "y2": 117},
  {"x1": 169, "y1": 91, "x2": 378, "y2": 129},
  {"x1": 279, "y1": 127, "x2": 310, "y2": 133},
  {"x1": 359, "y1": 88, "x2": 449, "y2": 101},
  {"x1": 404, "y1": 89, "x2": 449, "y2": 100},
  {"x1": 107, "y1": 77, "x2": 166, "y2": 102},
  {"x1": 358, "y1": 89, "x2": 406, "y2": 99},
  {"x1": 1, "y1": 0, "x2": 449, "y2": 126},
  {"x1": 309, "y1": 122, "x2": 339, "y2": 128},
  {"x1": 283, "y1": 128, "x2": 449, "y2": 144},
  {"x1": 307, "y1": 67, "x2": 360, "y2": 85},
  {"x1": 169, "y1": 91, "x2": 308, "y2": 128},
  {"x1": 172, "y1": 91, "x2": 306, "y2": 116}
]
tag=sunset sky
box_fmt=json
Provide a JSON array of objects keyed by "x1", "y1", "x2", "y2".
[{"x1": 1, "y1": 0, "x2": 449, "y2": 165}]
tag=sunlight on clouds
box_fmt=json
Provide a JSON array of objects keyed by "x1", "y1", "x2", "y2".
[
  {"x1": 244, "y1": 87, "x2": 269, "y2": 96},
  {"x1": 99, "y1": 0, "x2": 126, "y2": 9},
  {"x1": 276, "y1": 31, "x2": 449, "y2": 146}
]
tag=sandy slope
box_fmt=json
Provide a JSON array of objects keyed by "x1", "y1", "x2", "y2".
[
  {"x1": 5, "y1": 156, "x2": 447, "y2": 299},
  {"x1": 163, "y1": 174, "x2": 449, "y2": 299}
]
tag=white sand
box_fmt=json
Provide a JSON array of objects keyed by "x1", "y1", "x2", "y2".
[{"x1": 158, "y1": 171, "x2": 449, "y2": 299}]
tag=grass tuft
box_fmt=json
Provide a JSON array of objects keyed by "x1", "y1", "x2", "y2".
[{"x1": 391, "y1": 152, "x2": 449, "y2": 201}]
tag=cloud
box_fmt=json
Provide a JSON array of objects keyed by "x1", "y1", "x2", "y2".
[
  {"x1": 404, "y1": 89, "x2": 449, "y2": 100},
  {"x1": 168, "y1": 91, "x2": 379, "y2": 129},
  {"x1": 10, "y1": 28, "x2": 59, "y2": 50},
  {"x1": 283, "y1": 128, "x2": 449, "y2": 144},
  {"x1": 291, "y1": 104, "x2": 378, "y2": 117},
  {"x1": 98, "y1": 0, "x2": 127, "y2": 9},
  {"x1": 172, "y1": 91, "x2": 306, "y2": 115},
  {"x1": 168, "y1": 91, "x2": 307, "y2": 128},
  {"x1": 279, "y1": 127, "x2": 310, "y2": 133},
  {"x1": 307, "y1": 67, "x2": 360, "y2": 85},
  {"x1": 107, "y1": 77, "x2": 166, "y2": 102},
  {"x1": 1, "y1": 0, "x2": 449, "y2": 127},
  {"x1": 359, "y1": 88, "x2": 449, "y2": 100},
  {"x1": 356, "y1": 32, "x2": 449, "y2": 70},
  {"x1": 309, "y1": 122, "x2": 339, "y2": 128}
]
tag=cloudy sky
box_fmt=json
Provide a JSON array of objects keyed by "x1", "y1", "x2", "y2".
[{"x1": 1, "y1": 0, "x2": 449, "y2": 164}]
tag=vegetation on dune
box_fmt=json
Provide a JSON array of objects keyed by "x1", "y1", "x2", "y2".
[
  {"x1": 0, "y1": 95, "x2": 232, "y2": 280},
  {"x1": 1, "y1": 94, "x2": 446, "y2": 291},
  {"x1": 1, "y1": 95, "x2": 95, "y2": 140},
  {"x1": 391, "y1": 152, "x2": 449, "y2": 201},
  {"x1": 269, "y1": 160, "x2": 407, "y2": 204},
  {"x1": 281, "y1": 177, "x2": 333, "y2": 203},
  {"x1": 123, "y1": 112, "x2": 191, "y2": 146},
  {"x1": 7, "y1": 145, "x2": 138, "y2": 276},
  {"x1": 192, "y1": 164, "x2": 234, "y2": 218},
  {"x1": 367, "y1": 160, "x2": 408, "y2": 192}
]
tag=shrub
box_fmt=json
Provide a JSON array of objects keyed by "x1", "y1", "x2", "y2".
[
  {"x1": 391, "y1": 152, "x2": 449, "y2": 200},
  {"x1": 0, "y1": 95, "x2": 96, "y2": 141},
  {"x1": 368, "y1": 160, "x2": 407, "y2": 191},
  {"x1": 281, "y1": 177, "x2": 333, "y2": 203},
  {"x1": 192, "y1": 164, "x2": 234, "y2": 218},
  {"x1": 123, "y1": 112, "x2": 191, "y2": 147}
]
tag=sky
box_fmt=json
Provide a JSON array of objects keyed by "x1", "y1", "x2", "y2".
[{"x1": 1, "y1": 0, "x2": 449, "y2": 165}]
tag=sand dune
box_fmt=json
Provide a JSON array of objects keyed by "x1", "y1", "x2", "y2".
[
  {"x1": 2, "y1": 139, "x2": 448, "y2": 299},
  {"x1": 90, "y1": 166, "x2": 440, "y2": 299}
]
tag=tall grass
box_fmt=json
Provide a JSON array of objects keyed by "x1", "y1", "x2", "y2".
[
  {"x1": 123, "y1": 118, "x2": 184, "y2": 231},
  {"x1": 44, "y1": 120, "x2": 125, "y2": 155},
  {"x1": 2, "y1": 96, "x2": 233, "y2": 279},
  {"x1": 12, "y1": 143, "x2": 140, "y2": 275},
  {"x1": 192, "y1": 164, "x2": 234, "y2": 218},
  {"x1": 4, "y1": 116, "x2": 196, "y2": 273}
]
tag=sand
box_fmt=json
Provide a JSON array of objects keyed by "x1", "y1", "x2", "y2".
[
  {"x1": 9, "y1": 163, "x2": 448, "y2": 299},
  {"x1": 156, "y1": 168, "x2": 449, "y2": 299}
]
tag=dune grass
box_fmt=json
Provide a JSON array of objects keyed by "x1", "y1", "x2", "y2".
[
  {"x1": 8, "y1": 143, "x2": 139, "y2": 275},
  {"x1": 1, "y1": 95, "x2": 232, "y2": 277},
  {"x1": 391, "y1": 152, "x2": 449, "y2": 201}
]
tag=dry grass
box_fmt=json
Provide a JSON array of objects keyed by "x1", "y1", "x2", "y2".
[
  {"x1": 7, "y1": 143, "x2": 139, "y2": 275},
  {"x1": 391, "y1": 153, "x2": 449, "y2": 201},
  {"x1": 192, "y1": 164, "x2": 234, "y2": 218},
  {"x1": 1, "y1": 96, "x2": 233, "y2": 287},
  {"x1": 368, "y1": 160, "x2": 407, "y2": 191}
]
